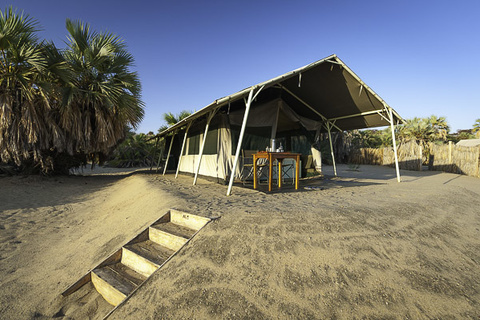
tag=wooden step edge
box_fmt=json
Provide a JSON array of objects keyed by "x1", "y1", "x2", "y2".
[
  {"x1": 150, "y1": 221, "x2": 197, "y2": 239},
  {"x1": 121, "y1": 247, "x2": 160, "y2": 278},
  {"x1": 92, "y1": 266, "x2": 140, "y2": 295},
  {"x1": 105, "y1": 263, "x2": 147, "y2": 287},
  {"x1": 149, "y1": 226, "x2": 188, "y2": 251},
  {"x1": 124, "y1": 228, "x2": 150, "y2": 246},
  {"x1": 102, "y1": 244, "x2": 183, "y2": 320},
  {"x1": 169, "y1": 209, "x2": 211, "y2": 231},
  {"x1": 91, "y1": 270, "x2": 127, "y2": 307},
  {"x1": 62, "y1": 272, "x2": 92, "y2": 297},
  {"x1": 61, "y1": 249, "x2": 122, "y2": 297}
]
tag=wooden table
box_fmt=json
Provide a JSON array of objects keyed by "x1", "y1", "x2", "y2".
[{"x1": 253, "y1": 152, "x2": 301, "y2": 191}]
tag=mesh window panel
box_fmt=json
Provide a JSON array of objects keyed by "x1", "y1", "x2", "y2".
[
  {"x1": 188, "y1": 133, "x2": 201, "y2": 155},
  {"x1": 203, "y1": 128, "x2": 218, "y2": 155}
]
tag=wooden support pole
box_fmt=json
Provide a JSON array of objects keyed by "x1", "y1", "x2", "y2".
[
  {"x1": 227, "y1": 89, "x2": 254, "y2": 196},
  {"x1": 295, "y1": 154, "x2": 300, "y2": 190},
  {"x1": 176, "y1": 123, "x2": 192, "y2": 179},
  {"x1": 150, "y1": 137, "x2": 159, "y2": 171},
  {"x1": 271, "y1": 104, "x2": 280, "y2": 141},
  {"x1": 448, "y1": 141, "x2": 453, "y2": 164},
  {"x1": 389, "y1": 108, "x2": 401, "y2": 182},
  {"x1": 155, "y1": 138, "x2": 164, "y2": 173},
  {"x1": 418, "y1": 143, "x2": 422, "y2": 171},
  {"x1": 476, "y1": 148, "x2": 480, "y2": 177},
  {"x1": 193, "y1": 110, "x2": 216, "y2": 185},
  {"x1": 326, "y1": 122, "x2": 337, "y2": 176},
  {"x1": 163, "y1": 132, "x2": 176, "y2": 175}
]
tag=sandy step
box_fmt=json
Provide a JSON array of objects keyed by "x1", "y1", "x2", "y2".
[
  {"x1": 170, "y1": 209, "x2": 211, "y2": 230},
  {"x1": 106, "y1": 262, "x2": 147, "y2": 286},
  {"x1": 149, "y1": 222, "x2": 195, "y2": 251},
  {"x1": 91, "y1": 265, "x2": 138, "y2": 306},
  {"x1": 122, "y1": 240, "x2": 174, "y2": 277},
  {"x1": 153, "y1": 221, "x2": 198, "y2": 238}
]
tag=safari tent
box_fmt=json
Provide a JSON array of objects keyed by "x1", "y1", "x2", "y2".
[{"x1": 155, "y1": 54, "x2": 404, "y2": 195}]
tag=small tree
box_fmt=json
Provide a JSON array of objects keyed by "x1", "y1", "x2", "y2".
[
  {"x1": 397, "y1": 115, "x2": 449, "y2": 144},
  {"x1": 395, "y1": 115, "x2": 449, "y2": 165},
  {"x1": 109, "y1": 130, "x2": 157, "y2": 167},
  {"x1": 351, "y1": 129, "x2": 392, "y2": 148},
  {"x1": 473, "y1": 119, "x2": 480, "y2": 138},
  {"x1": 158, "y1": 110, "x2": 192, "y2": 133}
]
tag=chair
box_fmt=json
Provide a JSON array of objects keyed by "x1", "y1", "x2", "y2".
[
  {"x1": 278, "y1": 158, "x2": 295, "y2": 185},
  {"x1": 241, "y1": 150, "x2": 267, "y2": 185},
  {"x1": 311, "y1": 146, "x2": 322, "y2": 173}
]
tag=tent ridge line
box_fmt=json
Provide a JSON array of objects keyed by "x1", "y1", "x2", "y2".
[{"x1": 325, "y1": 59, "x2": 342, "y2": 65}]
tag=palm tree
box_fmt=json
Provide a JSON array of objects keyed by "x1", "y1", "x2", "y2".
[
  {"x1": 158, "y1": 110, "x2": 192, "y2": 132},
  {"x1": 0, "y1": 7, "x2": 54, "y2": 169},
  {"x1": 397, "y1": 115, "x2": 449, "y2": 143},
  {"x1": 428, "y1": 115, "x2": 449, "y2": 141},
  {"x1": 379, "y1": 128, "x2": 393, "y2": 147},
  {"x1": 109, "y1": 131, "x2": 156, "y2": 167},
  {"x1": 164, "y1": 110, "x2": 192, "y2": 126},
  {"x1": 397, "y1": 117, "x2": 426, "y2": 142},
  {"x1": 1, "y1": 9, "x2": 145, "y2": 174},
  {"x1": 473, "y1": 119, "x2": 480, "y2": 138},
  {"x1": 59, "y1": 19, "x2": 144, "y2": 160}
]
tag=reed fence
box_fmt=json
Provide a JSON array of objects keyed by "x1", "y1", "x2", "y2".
[
  {"x1": 429, "y1": 142, "x2": 480, "y2": 177},
  {"x1": 349, "y1": 140, "x2": 422, "y2": 171},
  {"x1": 349, "y1": 140, "x2": 480, "y2": 177}
]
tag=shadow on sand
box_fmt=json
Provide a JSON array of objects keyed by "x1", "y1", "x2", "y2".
[{"x1": 0, "y1": 168, "x2": 156, "y2": 211}]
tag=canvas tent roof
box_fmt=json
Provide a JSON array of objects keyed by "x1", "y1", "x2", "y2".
[{"x1": 157, "y1": 54, "x2": 404, "y2": 138}]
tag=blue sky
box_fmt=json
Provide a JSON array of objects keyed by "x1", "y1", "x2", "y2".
[{"x1": 4, "y1": 0, "x2": 480, "y2": 133}]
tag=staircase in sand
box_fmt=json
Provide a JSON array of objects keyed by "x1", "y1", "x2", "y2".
[{"x1": 62, "y1": 209, "x2": 212, "y2": 308}]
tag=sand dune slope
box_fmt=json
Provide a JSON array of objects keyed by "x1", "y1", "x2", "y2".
[{"x1": 1, "y1": 165, "x2": 480, "y2": 319}]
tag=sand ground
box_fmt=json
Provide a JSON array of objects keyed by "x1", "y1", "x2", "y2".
[{"x1": 0, "y1": 165, "x2": 479, "y2": 319}]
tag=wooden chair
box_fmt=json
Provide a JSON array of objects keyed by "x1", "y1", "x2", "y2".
[
  {"x1": 278, "y1": 158, "x2": 295, "y2": 185},
  {"x1": 241, "y1": 150, "x2": 267, "y2": 185}
]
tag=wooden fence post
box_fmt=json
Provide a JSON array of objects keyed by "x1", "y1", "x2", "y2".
[
  {"x1": 418, "y1": 142, "x2": 422, "y2": 171},
  {"x1": 448, "y1": 141, "x2": 453, "y2": 165},
  {"x1": 477, "y1": 147, "x2": 480, "y2": 177}
]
